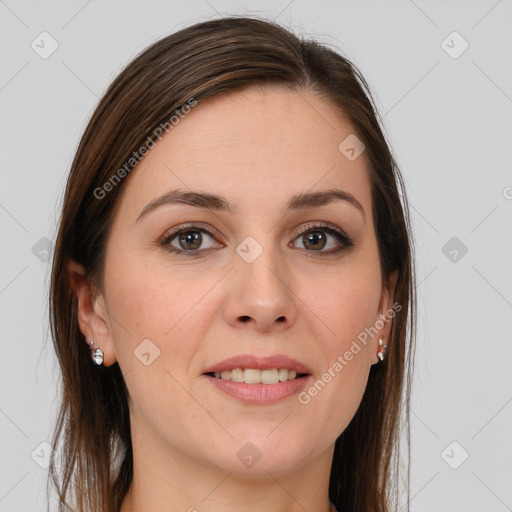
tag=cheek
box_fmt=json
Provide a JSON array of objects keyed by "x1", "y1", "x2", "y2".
[
  {"x1": 105, "y1": 257, "x2": 223, "y2": 417},
  {"x1": 316, "y1": 262, "x2": 382, "y2": 344},
  {"x1": 301, "y1": 259, "x2": 380, "y2": 427},
  {"x1": 300, "y1": 324, "x2": 374, "y2": 442},
  {"x1": 105, "y1": 264, "x2": 213, "y2": 425},
  {"x1": 107, "y1": 257, "x2": 212, "y2": 342}
]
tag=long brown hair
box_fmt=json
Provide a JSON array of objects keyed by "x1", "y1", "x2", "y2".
[{"x1": 48, "y1": 15, "x2": 416, "y2": 512}]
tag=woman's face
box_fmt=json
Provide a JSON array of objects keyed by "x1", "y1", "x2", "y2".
[{"x1": 76, "y1": 85, "x2": 397, "y2": 477}]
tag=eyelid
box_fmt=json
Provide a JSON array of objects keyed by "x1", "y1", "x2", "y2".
[
  {"x1": 296, "y1": 221, "x2": 351, "y2": 239},
  {"x1": 292, "y1": 221, "x2": 354, "y2": 253},
  {"x1": 160, "y1": 222, "x2": 222, "y2": 244},
  {"x1": 159, "y1": 221, "x2": 354, "y2": 255}
]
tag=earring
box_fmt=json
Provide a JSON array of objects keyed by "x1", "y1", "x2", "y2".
[
  {"x1": 89, "y1": 340, "x2": 104, "y2": 366},
  {"x1": 377, "y1": 336, "x2": 387, "y2": 362}
]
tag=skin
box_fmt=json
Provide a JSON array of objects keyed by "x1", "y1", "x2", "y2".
[{"x1": 69, "y1": 85, "x2": 397, "y2": 512}]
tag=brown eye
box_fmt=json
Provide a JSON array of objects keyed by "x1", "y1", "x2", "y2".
[
  {"x1": 291, "y1": 224, "x2": 354, "y2": 256},
  {"x1": 301, "y1": 230, "x2": 327, "y2": 251},
  {"x1": 161, "y1": 225, "x2": 220, "y2": 255},
  {"x1": 176, "y1": 230, "x2": 203, "y2": 251}
]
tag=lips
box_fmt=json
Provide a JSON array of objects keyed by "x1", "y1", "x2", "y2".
[
  {"x1": 202, "y1": 353, "x2": 312, "y2": 375},
  {"x1": 202, "y1": 354, "x2": 312, "y2": 404}
]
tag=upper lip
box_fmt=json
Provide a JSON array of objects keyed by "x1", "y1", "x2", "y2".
[{"x1": 203, "y1": 354, "x2": 312, "y2": 375}]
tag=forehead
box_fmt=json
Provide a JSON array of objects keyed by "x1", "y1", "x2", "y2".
[{"x1": 112, "y1": 85, "x2": 372, "y2": 221}]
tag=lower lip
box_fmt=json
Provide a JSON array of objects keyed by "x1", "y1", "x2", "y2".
[{"x1": 203, "y1": 374, "x2": 311, "y2": 404}]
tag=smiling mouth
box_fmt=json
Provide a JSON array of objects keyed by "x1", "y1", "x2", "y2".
[{"x1": 204, "y1": 368, "x2": 309, "y2": 384}]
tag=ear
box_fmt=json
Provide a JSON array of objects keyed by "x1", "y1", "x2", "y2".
[
  {"x1": 67, "y1": 260, "x2": 117, "y2": 367},
  {"x1": 370, "y1": 269, "x2": 399, "y2": 365}
]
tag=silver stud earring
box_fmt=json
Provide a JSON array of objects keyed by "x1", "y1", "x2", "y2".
[
  {"x1": 377, "y1": 336, "x2": 387, "y2": 362},
  {"x1": 89, "y1": 340, "x2": 104, "y2": 366}
]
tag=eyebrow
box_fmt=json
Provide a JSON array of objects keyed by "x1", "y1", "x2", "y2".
[{"x1": 134, "y1": 188, "x2": 366, "y2": 223}]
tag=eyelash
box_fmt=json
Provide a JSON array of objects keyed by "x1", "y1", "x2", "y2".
[{"x1": 159, "y1": 222, "x2": 354, "y2": 257}]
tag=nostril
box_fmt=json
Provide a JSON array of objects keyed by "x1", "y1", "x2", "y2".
[{"x1": 240, "y1": 316, "x2": 250, "y2": 323}]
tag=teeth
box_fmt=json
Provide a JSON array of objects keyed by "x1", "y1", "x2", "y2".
[
  {"x1": 212, "y1": 368, "x2": 300, "y2": 384},
  {"x1": 261, "y1": 369, "x2": 278, "y2": 384},
  {"x1": 231, "y1": 368, "x2": 244, "y2": 382},
  {"x1": 244, "y1": 368, "x2": 261, "y2": 384}
]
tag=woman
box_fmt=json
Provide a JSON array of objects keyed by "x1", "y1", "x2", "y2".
[{"x1": 48, "y1": 15, "x2": 416, "y2": 512}]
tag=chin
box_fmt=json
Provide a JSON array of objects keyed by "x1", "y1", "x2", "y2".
[{"x1": 202, "y1": 433, "x2": 314, "y2": 477}]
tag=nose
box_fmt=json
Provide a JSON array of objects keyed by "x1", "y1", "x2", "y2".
[{"x1": 223, "y1": 242, "x2": 298, "y2": 332}]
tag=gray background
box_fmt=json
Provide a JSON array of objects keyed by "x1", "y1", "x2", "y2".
[{"x1": 1, "y1": 0, "x2": 511, "y2": 510}]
